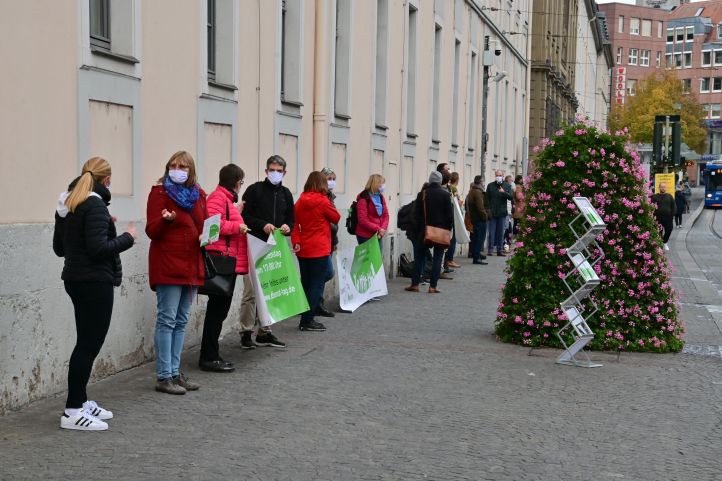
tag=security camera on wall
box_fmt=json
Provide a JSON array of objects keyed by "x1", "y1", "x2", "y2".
[{"x1": 494, "y1": 40, "x2": 502, "y2": 56}]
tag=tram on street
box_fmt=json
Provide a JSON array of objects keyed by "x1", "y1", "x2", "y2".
[{"x1": 703, "y1": 160, "x2": 722, "y2": 208}]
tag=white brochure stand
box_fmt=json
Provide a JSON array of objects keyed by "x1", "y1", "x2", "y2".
[{"x1": 556, "y1": 197, "x2": 606, "y2": 368}]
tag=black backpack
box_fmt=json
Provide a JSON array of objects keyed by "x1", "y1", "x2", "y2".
[
  {"x1": 345, "y1": 200, "x2": 358, "y2": 235},
  {"x1": 397, "y1": 200, "x2": 416, "y2": 232}
]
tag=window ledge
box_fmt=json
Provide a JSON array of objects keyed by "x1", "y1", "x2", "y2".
[
  {"x1": 335, "y1": 113, "x2": 351, "y2": 121},
  {"x1": 406, "y1": 133, "x2": 418, "y2": 139},
  {"x1": 200, "y1": 93, "x2": 238, "y2": 104},
  {"x1": 375, "y1": 123, "x2": 389, "y2": 131},
  {"x1": 90, "y1": 46, "x2": 139, "y2": 64},
  {"x1": 208, "y1": 80, "x2": 238, "y2": 92},
  {"x1": 281, "y1": 99, "x2": 304, "y2": 108}
]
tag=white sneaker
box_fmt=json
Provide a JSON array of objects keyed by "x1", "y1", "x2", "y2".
[
  {"x1": 664, "y1": 243, "x2": 670, "y2": 251},
  {"x1": 83, "y1": 400, "x2": 113, "y2": 420},
  {"x1": 60, "y1": 409, "x2": 108, "y2": 431}
]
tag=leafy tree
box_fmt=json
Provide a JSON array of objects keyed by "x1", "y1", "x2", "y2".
[
  {"x1": 608, "y1": 70, "x2": 707, "y2": 154},
  {"x1": 495, "y1": 122, "x2": 683, "y2": 352}
]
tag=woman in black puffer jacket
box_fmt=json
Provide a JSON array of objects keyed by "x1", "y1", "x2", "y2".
[{"x1": 53, "y1": 157, "x2": 136, "y2": 431}]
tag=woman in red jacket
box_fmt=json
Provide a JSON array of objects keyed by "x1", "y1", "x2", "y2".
[
  {"x1": 291, "y1": 172, "x2": 341, "y2": 332},
  {"x1": 355, "y1": 174, "x2": 389, "y2": 248},
  {"x1": 198, "y1": 164, "x2": 249, "y2": 373},
  {"x1": 146, "y1": 151, "x2": 207, "y2": 395}
]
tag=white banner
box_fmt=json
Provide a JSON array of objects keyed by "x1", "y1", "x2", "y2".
[
  {"x1": 453, "y1": 200, "x2": 471, "y2": 244},
  {"x1": 336, "y1": 237, "x2": 388, "y2": 312}
]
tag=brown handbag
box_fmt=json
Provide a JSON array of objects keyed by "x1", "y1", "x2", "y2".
[{"x1": 422, "y1": 190, "x2": 452, "y2": 248}]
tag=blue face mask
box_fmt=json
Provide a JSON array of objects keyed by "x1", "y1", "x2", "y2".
[
  {"x1": 327, "y1": 180, "x2": 337, "y2": 191},
  {"x1": 169, "y1": 169, "x2": 189, "y2": 184},
  {"x1": 379, "y1": 184, "x2": 386, "y2": 194},
  {"x1": 267, "y1": 171, "x2": 284, "y2": 185}
]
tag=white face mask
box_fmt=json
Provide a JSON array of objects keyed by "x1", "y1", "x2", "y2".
[
  {"x1": 169, "y1": 169, "x2": 189, "y2": 184},
  {"x1": 379, "y1": 184, "x2": 386, "y2": 194},
  {"x1": 327, "y1": 180, "x2": 337, "y2": 191},
  {"x1": 267, "y1": 171, "x2": 284, "y2": 185},
  {"x1": 495, "y1": 176, "x2": 504, "y2": 184}
]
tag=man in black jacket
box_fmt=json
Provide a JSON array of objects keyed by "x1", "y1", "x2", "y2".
[
  {"x1": 486, "y1": 170, "x2": 513, "y2": 256},
  {"x1": 238, "y1": 155, "x2": 294, "y2": 349},
  {"x1": 651, "y1": 182, "x2": 675, "y2": 251}
]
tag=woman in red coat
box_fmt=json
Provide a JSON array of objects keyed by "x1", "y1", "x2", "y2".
[
  {"x1": 198, "y1": 164, "x2": 249, "y2": 373},
  {"x1": 291, "y1": 172, "x2": 341, "y2": 332},
  {"x1": 146, "y1": 151, "x2": 207, "y2": 395},
  {"x1": 354, "y1": 173, "x2": 389, "y2": 248}
]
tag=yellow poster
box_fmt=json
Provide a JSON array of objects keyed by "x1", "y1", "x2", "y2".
[{"x1": 654, "y1": 173, "x2": 676, "y2": 198}]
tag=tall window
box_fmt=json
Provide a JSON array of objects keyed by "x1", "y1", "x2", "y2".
[
  {"x1": 630, "y1": 18, "x2": 640, "y2": 35},
  {"x1": 640, "y1": 49, "x2": 650, "y2": 67},
  {"x1": 641, "y1": 19, "x2": 651, "y2": 37},
  {"x1": 207, "y1": 0, "x2": 216, "y2": 81},
  {"x1": 334, "y1": 0, "x2": 352, "y2": 118},
  {"x1": 701, "y1": 78, "x2": 710, "y2": 93},
  {"x1": 656, "y1": 51, "x2": 662, "y2": 67},
  {"x1": 374, "y1": 0, "x2": 388, "y2": 128},
  {"x1": 665, "y1": 53, "x2": 672, "y2": 67},
  {"x1": 666, "y1": 28, "x2": 674, "y2": 43},
  {"x1": 616, "y1": 47, "x2": 622, "y2": 65},
  {"x1": 406, "y1": 5, "x2": 418, "y2": 137},
  {"x1": 451, "y1": 39, "x2": 460, "y2": 146},
  {"x1": 431, "y1": 24, "x2": 442, "y2": 141},
  {"x1": 627, "y1": 79, "x2": 636, "y2": 96},
  {"x1": 715, "y1": 50, "x2": 722, "y2": 66},
  {"x1": 467, "y1": 51, "x2": 477, "y2": 148},
  {"x1": 718, "y1": 24, "x2": 722, "y2": 39},
  {"x1": 658, "y1": 21, "x2": 663, "y2": 38},
  {"x1": 676, "y1": 28, "x2": 684, "y2": 42},
  {"x1": 703, "y1": 50, "x2": 712, "y2": 66},
  {"x1": 686, "y1": 26, "x2": 694, "y2": 41},
  {"x1": 684, "y1": 51, "x2": 692, "y2": 68},
  {"x1": 674, "y1": 53, "x2": 682, "y2": 68},
  {"x1": 712, "y1": 104, "x2": 721, "y2": 119},
  {"x1": 628, "y1": 48, "x2": 638, "y2": 65},
  {"x1": 618, "y1": 16, "x2": 624, "y2": 33},
  {"x1": 90, "y1": 0, "x2": 110, "y2": 50},
  {"x1": 682, "y1": 78, "x2": 691, "y2": 94},
  {"x1": 280, "y1": 0, "x2": 302, "y2": 104},
  {"x1": 714, "y1": 77, "x2": 722, "y2": 92}
]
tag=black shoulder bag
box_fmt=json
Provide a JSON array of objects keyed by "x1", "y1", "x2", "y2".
[{"x1": 199, "y1": 201, "x2": 238, "y2": 297}]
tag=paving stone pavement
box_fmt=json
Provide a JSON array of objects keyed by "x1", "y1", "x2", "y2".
[{"x1": 2, "y1": 197, "x2": 722, "y2": 480}]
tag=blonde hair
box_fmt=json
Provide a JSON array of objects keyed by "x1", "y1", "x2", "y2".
[
  {"x1": 364, "y1": 174, "x2": 384, "y2": 194},
  {"x1": 65, "y1": 157, "x2": 111, "y2": 213},
  {"x1": 159, "y1": 151, "x2": 198, "y2": 186}
]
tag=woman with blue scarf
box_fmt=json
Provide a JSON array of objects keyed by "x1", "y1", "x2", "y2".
[{"x1": 146, "y1": 151, "x2": 207, "y2": 395}]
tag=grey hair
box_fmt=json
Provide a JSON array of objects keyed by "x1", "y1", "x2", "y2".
[
  {"x1": 266, "y1": 155, "x2": 287, "y2": 170},
  {"x1": 320, "y1": 167, "x2": 335, "y2": 176}
]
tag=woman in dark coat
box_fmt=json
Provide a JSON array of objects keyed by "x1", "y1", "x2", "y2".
[
  {"x1": 405, "y1": 171, "x2": 454, "y2": 293},
  {"x1": 53, "y1": 157, "x2": 136, "y2": 431},
  {"x1": 675, "y1": 182, "x2": 686, "y2": 228}
]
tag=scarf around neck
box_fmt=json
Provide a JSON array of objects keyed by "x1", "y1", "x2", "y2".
[{"x1": 163, "y1": 176, "x2": 200, "y2": 211}]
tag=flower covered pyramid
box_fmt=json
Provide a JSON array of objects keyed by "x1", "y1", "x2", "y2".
[{"x1": 495, "y1": 123, "x2": 684, "y2": 352}]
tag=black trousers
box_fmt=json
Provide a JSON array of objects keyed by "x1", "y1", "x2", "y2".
[
  {"x1": 200, "y1": 294, "x2": 233, "y2": 362},
  {"x1": 658, "y1": 215, "x2": 674, "y2": 243},
  {"x1": 64, "y1": 281, "x2": 114, "y2": 409},
  {"x1": 675, "y1": 212, "x2": 683, "y2": 226}
]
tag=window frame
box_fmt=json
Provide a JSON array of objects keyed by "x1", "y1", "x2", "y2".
[
  {"x1": 666, "y1": 28, "x2": 674, "y2": 43},
  {"x1": 701, "y1": 77, "x2": 711, "y2": 93},
  {"x1": 681, "y1": 78, "x2": 691, "y2": 94},
  {"x1": 630, "y1": 17, "x2": 640, "y2": 35},
  {"x1": 207, "y1": 0, "x2": 216, "y2": 82},
  {"x1": 618, "y1": 15, "x2": 624, "y2": 34},
  {"x1": 715, "y1": 49, "x2": 722, "y2": 66},
  {"x1": 686, "y1": 25, "x2": 694, "y2": 41},
  {"x1": 714, "y1": 77, "x2": 722, "y2": 93},
  {"x1": 89, "y1": 0, "x2": 111, "y2": 50},
  {"x1": 628, "y1": 48, "x2": 638, "y2": 65},
  {"x1": 656, "y1": 51, "x2": 662, "y2": 67},
  {"x1": 616, "y1": 47, "x2": 622, "y2": 65},
  {"x1": 640, "y1": 49, "x2": 650, "y2": 67},
  {"x1": 702, "y1": 50, "x2": 712, "y2": 67},
  {"x1": 711, "y1": 103, "x2": 721, "y2": 119},
  {"x1": 676, "y1": 27, "x2": 684, "y2": 43},
  {"x1": 641, "y1": 19, "x2": 651, "y2": 37}
]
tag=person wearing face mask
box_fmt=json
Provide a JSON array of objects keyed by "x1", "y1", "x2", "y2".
[
  {"x1": 486, "y1": 170, "x2": 513, "y2": 257},
  {"x1": 355, "y1": 174, "x2": 389, "y2": 248},
  {"x1": 53, "y1": 157, "x2": 137, "y2": 430},
  {"x1": 316, "y1": 167, "x2": 338, "y2": 318},
  {"x1": 198, "y1": 164, "x2": 250, "y2": 373},
  {"x1": 236, "y1": 155, "x2": 294, "y2": 349},
  {"x1": 146, "y1": 151, "x2": 207, "y2": 395}
]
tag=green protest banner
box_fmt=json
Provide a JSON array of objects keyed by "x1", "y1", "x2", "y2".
[
  {"x1": 337, "y1": 236, "x2": 387, "y2": 312},
  {"x1": 248, "y1": 230, "x2": 309, "y2": 325}
]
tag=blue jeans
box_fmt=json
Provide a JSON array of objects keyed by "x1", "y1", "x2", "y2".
[
  {"x1": 298, "y1": 257, "x2": 329, "y2": 325},
  {"x1": 471, "y1": 220, "x2": 487, "y2": 260},
  {"x1": 487, "y1": 217, "x2": 506, "y2": 253},
  {"x1": 155, "y1": 284, "x2": 196, "y2": 380},
  {"x1": 412, "y1": 240, "x2": 445, "y2": 288}
]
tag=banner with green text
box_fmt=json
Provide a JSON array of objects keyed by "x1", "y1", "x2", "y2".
[
  {"x1": 247, "y1": 230, "x2": 309, "y2": 326},
  {"x1": 336, "y1": 237, "x2": 388, "y2": 312}
]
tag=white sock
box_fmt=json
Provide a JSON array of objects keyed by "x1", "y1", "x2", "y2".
[{"x1": 65, "y1": 408, "x2": 82, "y2": 417}]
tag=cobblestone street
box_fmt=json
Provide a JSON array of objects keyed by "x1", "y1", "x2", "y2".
[{"x1": 1, "y1": 193, "x2": 722, "y2": 481}]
